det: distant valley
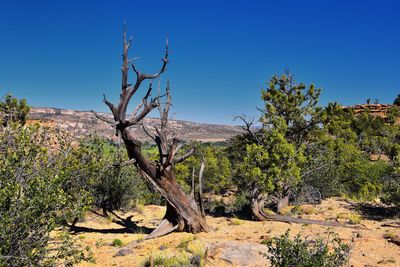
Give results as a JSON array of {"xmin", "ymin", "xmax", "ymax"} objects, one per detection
[{"xmin": 28, "ymin": 107, "xmax": 245, "ymax": 143}]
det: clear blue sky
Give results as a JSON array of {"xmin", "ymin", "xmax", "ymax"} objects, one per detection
[{"xmin": 0, "ymin": 0, "xmax": 399, "ymax": 124}]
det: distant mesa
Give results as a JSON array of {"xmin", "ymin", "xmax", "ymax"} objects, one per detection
[
  {"xmin": 28, "ymin": 107, "xmax": 245, "ymax": 142},
  {"xmin": 345, "ymin": 103, "xmax": 400, "ymax": 124}
]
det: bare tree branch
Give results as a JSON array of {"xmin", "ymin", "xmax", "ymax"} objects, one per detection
[
  {"xmin": 132, "ymin": 38, "xmax": 169, "ymax": 81},
  {"xmin": 173, "ymin": 147, "xmax": 195, "ymax": 165},
  {"xmin": 103, "ymin": 94, "xmax": 116, "ymax": 117},
  {"xmin": 162, "ymin": 81, "xmax": 172, "ymax": 128},
  {"xmin": 127, "ymin": 90, "xmax": 168, "ymax": 127},
  {"xmin": 113, "ymin": 158, "xmax": 136, "ymax": 168},
  {"xmin": 119, "ymin": 38, "xmax": 169, "ymax": 121},
  {"xmin": 141, "ymin": 123, "xmax": 156, "ymax": 142},
  {"xmin": 90, "ymin": 110, "xmax": 115, "ymax": 125},
  {"xmin": 129, "ymin": 81, "xmax": 153, "ymax": 122},
  {"xmin": 173, "ymin": 143, "xmax": 184, "ymax": 156},
  {"xmin": 234, "ymin": 114, "xmax": 261, "ymax": 144},
  {"xmin": 121, "ymin": 22, "xmax": 133, "ymax": 89},
  {"xmin": 104, "ymin": 25, "xmax": 170, "ymax": 125}
]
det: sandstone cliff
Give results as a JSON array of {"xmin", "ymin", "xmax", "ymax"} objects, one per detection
[
  {"xmin": 28, "ymin": 107, "xmax": 245, "ymax": 142},
  {"xmin": 349, "ymin": 104, "xmax": 400, "ymax": 124}
]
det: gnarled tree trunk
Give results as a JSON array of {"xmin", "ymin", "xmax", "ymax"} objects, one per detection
[
  {"xmin": 276, "ymin": 195, "xmax": 289, "ymax": 214},
  {"xmin": 251, "ymin": 187, "xmax": 269, "ymax": 221},
  {"xmin": 92, "ymin": 24, "xmax": 208, "ymax": 238},
  {"xmin": 250, "ymin": 186, "xmax": 360, "ymax": 228}
]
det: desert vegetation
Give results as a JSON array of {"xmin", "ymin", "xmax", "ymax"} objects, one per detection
[{"xmin": 1, "ymin": 27, "xmax": 400, "ymax": 267}]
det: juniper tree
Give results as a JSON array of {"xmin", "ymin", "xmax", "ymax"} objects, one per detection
[{"xmin": 234, "ymin": 72, "xmax": 322, "ymax": 215}]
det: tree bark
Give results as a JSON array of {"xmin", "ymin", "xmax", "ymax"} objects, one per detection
[
  {"xmin": 276, "ymin": 195, "xmax": 289, "ymax": 214},
  {"xmin": 121, "ymin": 129, "xmax": 208, "ymax": 238},
  {"xmin": 250, "ymin": 186, "xmax": 271, "ymax": 221}
]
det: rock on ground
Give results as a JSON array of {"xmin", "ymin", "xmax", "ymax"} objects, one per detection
[
  {"xmin": 206, "ymin": 241, "xmax": 269, "ymax": 266},
  {"xmin": 114, "ymin": 248, "xmax": 133, "ymax": 257}
]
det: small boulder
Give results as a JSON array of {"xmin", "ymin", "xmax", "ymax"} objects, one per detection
[
  {"xmin": 189, "ymin": 255, "xmax": 202, "ymax": 266},
  {"xmin": 206, "ymin": 240, "xmax": 268, "ymax": 266},
  {"xmin": 114, "ymin": 248, "xmax": 133, "ymax": 257}
]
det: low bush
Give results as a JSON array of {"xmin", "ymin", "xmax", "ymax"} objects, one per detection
[
  {"xmin": 144, "ymin": 252, "xmax": 190, "ymax": 267},
  {"xmin": 381, "ymin": 173, "xmax": 400, "ymax": 212},
  {"xmin": 264, "ymin": 230, "xmax": 350, "ymax": 267},
  {"xmin": 177, "ymin": 236, "xmax": 196, "ymax": 250},
  {"xmin": 291, "ymin": 205, "xmax": 316, "ymax": 215},
  {"xmin": 71, "ymin": 136, "xmax": 164, "ymax": 213},
  {"xmin": 111, "ymin": 239, "xmax": 123, "ymax": 247},
  {"xmin": 186, "ymin": 240, "xmax": 207, "ymax": 261},
  {"xmin": 230, "ymin": 218, "xmax": 244, "ymax": 225},
  {"xmin": 347, "ymin": 214, "xmax": 362, "ymax": 225}
]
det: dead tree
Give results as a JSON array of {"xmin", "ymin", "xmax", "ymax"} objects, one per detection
[{"xmin": 93, "ymin": 25, "xmax": 209, "ymax": 238}]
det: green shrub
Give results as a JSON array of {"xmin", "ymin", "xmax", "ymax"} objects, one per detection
[
  {"xmin": 304, "ymin": 103, "xmax": 398, "ymax": 201},
  {"xmin": 303, "ymin": 134, "xmax": 392, "ymax": 201},
  {"xmin": 92, "ymin": 153, "xmax": 147, "ymax": 212},
  {"xmin": 0, "ymin": 94, "xmax": 30, "ymax": 126},
  {"xmin": 174, "ymin": 143, "xmax": 233, "ymax": 194},
  {"xmin": 144, "ymin": 252, "xmax": 190, "ymax": 267},
  {"xmin": 186, "ymin": 239, "xmax": 207, "ymax": 263},
  {"xmin": 381, "ymin": 173, "xmax": 400, "ymax": 211},
  {"xmin": 347, "ymin": 214, "xmax": 362, "ymax": 224},
  {"xmin": 74, "ymin": 136, "xmax": 161, "ymax": 212},
  {"xmin": 0, "ymin": 125, "xmax": 93, "ymax": 266},
  {"xmin": 231, "ymin": 217, "xmax": 244, "ymax": 225},
  {"xmin": 264, "ymin": 230, "xmax": 350, "ymax": 267},
  {"xmin": 291, "ymin": 205, "xmax": 316, "ymax": 215},
  {"xmin": 95, "ymin": 238, "xmax": 106, "ymax": 248},
  {"xmin": 111, "ymin": 239, "xmax": 123, "ymax": 247},
  {"xmin": 177, "ymin": 236, "xmax": 196, "ymax": 250}
]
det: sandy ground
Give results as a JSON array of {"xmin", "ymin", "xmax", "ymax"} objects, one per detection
[{"xmin": 72, "ymin": 198, "xmax": 400, "ymax": 267}]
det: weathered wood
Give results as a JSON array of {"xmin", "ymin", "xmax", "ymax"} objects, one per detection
[
  {"xmin": 250, "ymin": 191, "xmax": 365, "ymax": 229},
  {"xmin": 276, "ymin": 196, "xmax": 289, "ymax": 214},
  {"xmin": 386, "ymin": 236, "xmax": 400, "ymax": 246},
  {"xmin": 198, "ymin": 161, "xmax": 206, "ymax": 218}
]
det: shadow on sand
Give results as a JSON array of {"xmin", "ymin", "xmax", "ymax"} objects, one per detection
[
  {"xmin": 69, "ymin": 210, "xmax": 154, "ymax": 235},
  {"xmin": 348, "ymin": 201, "xmax": 399, "ymax": 221}
]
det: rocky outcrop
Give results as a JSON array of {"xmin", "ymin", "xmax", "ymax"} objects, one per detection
[
  {"xmin": 348, "ymin": 104, "xmax": 399, "ymax": 124},
  {"xmin": 353, "ymin": 104, "xmax": 392, "ymax": 116},
  {"xmin": 206, "ymin": 240, "xmax": 269, "ymax": 266},
  {"xmin": 28, "ymin": 107, "xmax": 244, "ymax": 142}
]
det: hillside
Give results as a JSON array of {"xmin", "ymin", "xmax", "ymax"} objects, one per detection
[{"xmin": 28, "ymin": 107, "xmax": 245, "ymax": 142}]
